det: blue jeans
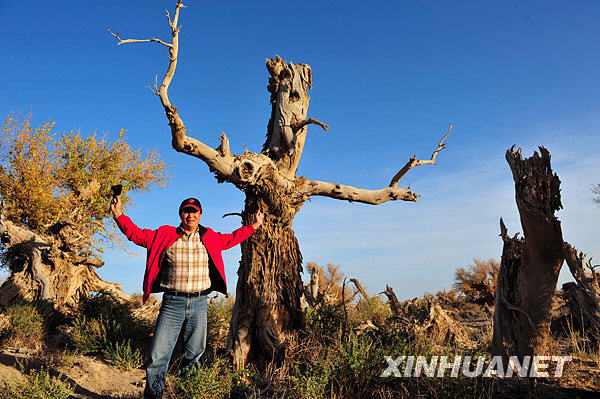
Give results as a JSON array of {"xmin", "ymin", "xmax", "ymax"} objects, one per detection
[{"xmin": 144, "ymin": 294, "xmax": 208, "ymax": 399}]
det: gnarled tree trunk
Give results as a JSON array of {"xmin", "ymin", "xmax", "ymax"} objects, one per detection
[
  {"xmin": 229, "ymin": 193, "xmax": 305, "ymax": 367},
  {"xmin": 111, "ymin": 1, "xmax": 450, "ymax": 368},
  {"xmin": 0, "ymin": 207, "xmax": 130, "ymax": 309},
  {"xmin": 492, "ymin": 147, "xmax": 564, "ymax": 360}
]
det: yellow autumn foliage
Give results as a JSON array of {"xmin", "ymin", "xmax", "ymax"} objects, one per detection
[{"xmin": 0, "ymin": 113, "xmax": 169, "ymax": 252}]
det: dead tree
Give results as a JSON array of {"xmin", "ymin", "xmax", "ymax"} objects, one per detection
[
  {"xmin": 492, "ymin": 147, "xmax": 565, "ymax": 359},
  {"xmin": 110, "ymin": 0, "xmax": 450, "ymax": 368},
  {"xmin": 300, "ymin": 264, "xmax": 320, "ymax": 309},
  {"xmin": 562, "ymin": 243, "xmax": 600, "ymax": 335}
]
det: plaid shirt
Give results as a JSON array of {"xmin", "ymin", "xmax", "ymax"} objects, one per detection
[{"xmin": 160, "ymin": 225, "xmax": 210, "ymax": 292}]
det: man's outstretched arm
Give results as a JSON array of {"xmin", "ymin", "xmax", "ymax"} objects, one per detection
[
  {"xmin": 110, "ymin": 195, "xmax": 151, "ymax": 248},
  {"xmin": 219, "ymin": 210, "xmax": 264, "ymax": 250}
]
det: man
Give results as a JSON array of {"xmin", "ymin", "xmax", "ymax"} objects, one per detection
[{"xmin": 110, "ymin": 196, "xmax": 263, "ymax": 399}]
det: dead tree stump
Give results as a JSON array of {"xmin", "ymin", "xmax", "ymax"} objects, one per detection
[{"xmin": 492, "ymin": 146, "xmax": 564, "ymax": 359}]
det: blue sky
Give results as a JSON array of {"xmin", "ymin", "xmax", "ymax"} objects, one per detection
[{"xmin": 1, "ymin": 0, "xmax": 599, "ymax": 299}]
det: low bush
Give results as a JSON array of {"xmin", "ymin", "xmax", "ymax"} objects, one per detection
[
  {"xmin": 205, "ymin": 296, "xmax": 234, "ymax": 360},
  {"xmin": 102, "ymin": 339, "xmax": 143, "ymax": 370},
  {"xmin": 0, "ymin": 303, "xmax": 46, "ymax": 350},
  {"xmin": 0, "ymin": 366, "xmax": 72, "ymax": 399},
  {"xmin": 168, "ymin": 358, "xmax": 249, "ymax": 399},
  {"xmin": 70, "ymin": 292, "xmax": 151, "ymax": 368}
]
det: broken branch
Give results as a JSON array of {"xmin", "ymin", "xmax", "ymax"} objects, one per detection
[{"xmin": 290, "ymin": 118, "xmax": 329, "ymax": 133}]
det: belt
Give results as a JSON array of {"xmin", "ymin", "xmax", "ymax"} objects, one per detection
[{"xmin": 163, "ymin": 289, "xmax": 210, "ymax": 298}]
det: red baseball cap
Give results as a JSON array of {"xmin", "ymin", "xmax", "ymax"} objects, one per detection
[{"xmin": 179, "ymin": 198, "xmax": 202, "ymax": 213}]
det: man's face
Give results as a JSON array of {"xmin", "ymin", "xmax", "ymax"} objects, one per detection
[{"xmin": 180, "ymin": 208, "xmax": 201, "ymax": 232}]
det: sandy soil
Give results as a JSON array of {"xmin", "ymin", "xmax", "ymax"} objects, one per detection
[{"xmin": 0, "ymin": 350, "xmax": 145, "ymax": 399}]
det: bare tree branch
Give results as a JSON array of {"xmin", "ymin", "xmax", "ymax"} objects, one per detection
[
  {"xmin": 349, "ymin": 278, "xmax": 370, "ymax": 301},
  {"xmin": 290, "ymin": 118, "xmax": 329, "ymax": 133},
  {"xmin": 389, "ymin": 123, "xmax": 452, "ymax": 187},
  {"xmin": 108, "ymin": 29, "xmax": 172, "ymax": 48},
  {"xmin": 380, "ymin": 285, "xmax": 401, "ymax": 317},
  {"xmin": 297, "ymin": 125, "xmax": 450, "ymax": 204},
  {"xmin": 299, "ymin": 178, "xmax": 419, "ymax": 204},
  {"xmin": 217, "ymin": 132, "xmax": 231, "ymax": 157},
  {"xmin": 109, "ymin": 1, "xmax": 236, "ymax": 180}
]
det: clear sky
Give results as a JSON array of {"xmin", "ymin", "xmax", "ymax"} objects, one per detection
[{"xmin": 1, "ymin": 0, "xmax": 599, "ymax": 299}]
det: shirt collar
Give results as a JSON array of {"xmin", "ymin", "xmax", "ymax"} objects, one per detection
[{"xmin": 177, "ymin": 224, "xmax": 199, "ymax": 237}]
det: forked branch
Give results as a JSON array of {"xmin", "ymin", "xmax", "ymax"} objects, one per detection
[
  {"xmin": 108, "ymin": 29, "xmax": 172, "ymax": 48},
  {"xmin": 389, "ymin": 123, "xmax": 452, "ymax": 187}
]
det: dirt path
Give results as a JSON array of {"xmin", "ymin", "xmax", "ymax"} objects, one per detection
[{"xmin": 0, "ymin": 350, "xmax": 145, "ymax": 399}]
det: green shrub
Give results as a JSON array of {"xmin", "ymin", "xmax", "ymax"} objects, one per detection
[
  {"xmin": 0, "ymin": 366, "xmax": 72, "ymax": 399},
  {"xmin": 102, "ymin": 339, "xmax": 142, "ymax": 370},
  {"xmin": 335, "ymin": 333, "xmax": 380, "ymax": 377},
  {"xmin": 350, "ymin": 296, "xmax": 392, "ymax": 327},
  {"xmin": 206, "ymin": 296, "xmax": 233, "ymax": 359},
  {"xmin": 0, "ymin": 304, "xmax": 45, "ymax": 349},
  {"xmin": 71, "ymin": 315, "xmax": 110, "ymax": 354},
  {"xmin": 40, "ymin": 349, "xmax": 76, "ymax": 369},
  {"xmin": 304, "ymin": 302, "xmax": 344, "ymax": 340},
  {"xmin": 170, "ymin": 358, "xmax": 248, "ymax": 399},
  {"xmin": 71, "ymin": 292, "xmax": 151, "ymax": 357},
  {"xmin": 289, "ymin": 358, "xmax": 331, "ymax": 399}
]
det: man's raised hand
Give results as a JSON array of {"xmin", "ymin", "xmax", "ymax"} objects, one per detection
[
  {"xmin": 252, "ymin": 210, "xmax": 264, "ymax": 230},
  {"xmin": 110, "ymin": 195, "xmax": 122, "ymax": 219}
]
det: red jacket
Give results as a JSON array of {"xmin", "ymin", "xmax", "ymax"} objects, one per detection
[{"xmin": 115, "ymin": 214, "xmax": 255, "ymax": 304}]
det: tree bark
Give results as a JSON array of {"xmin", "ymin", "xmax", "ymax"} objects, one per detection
[
  {"xmin": 492, "ymin": 147, "xmax": 564, "ymax": 360},
  {"xmin": 228, "ymin": 181, "xmax": 305, "ymax": 368}
]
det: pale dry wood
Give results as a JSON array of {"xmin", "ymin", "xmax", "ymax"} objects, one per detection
[
  {"xmin": 108, "ymin": 29, "xmax": 172, "ymax": 47},
  {"xmin": 381, "ymin": 285, "xmax": 401, "ymax": 317},
  {"xmin": 290, "ymin": 118, "xmax": 329, "ymax": 133},
  {"xmin": 0, "ymin": 209, "xmax": 52, "ymax": 300},
  {"xmin": 297, "ymin": 125, "xmax": 450, "ymax": 204},
  {"xmin": 0, "ymin": 203, "xmax": 131, "ymax": 307},
  {"xmin": 389, "ymin": 123, "xmax": 452, "ymax": 187},
  {"xmin": 262, "ymin": 56, "xmax": 315, "ymax": 178},
  {"xmin": 299, "ymin": 179, "xmax": 419, "ymax": 204}
]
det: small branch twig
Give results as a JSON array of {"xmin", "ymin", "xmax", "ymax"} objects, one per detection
[
  {"xmin": 389, "ymin": 123, "xmax": 452, "ymax": 187},
  {"xmin": 93, "ymin": 220, "xmax": 136, "ymax": 256},
  {"xmin": 147, "ymin": 75, "xmax": 160, "ymax": 95}
]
